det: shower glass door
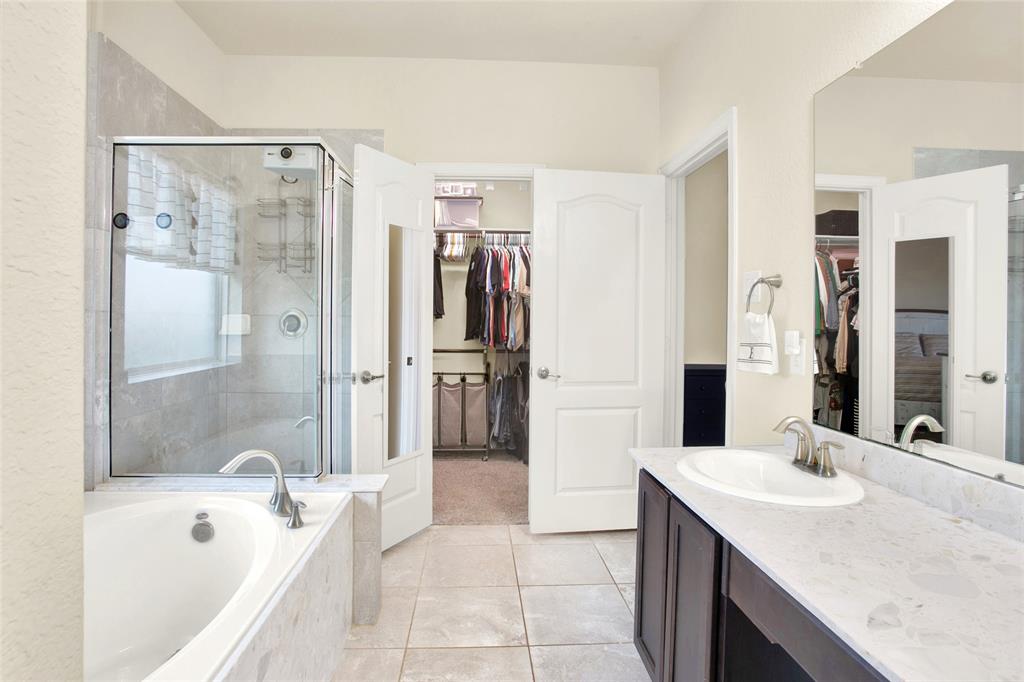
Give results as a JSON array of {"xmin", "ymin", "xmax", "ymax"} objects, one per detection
[{"xmin": 109, "ymin": 141, "xmax": 335, "ymax": 476}]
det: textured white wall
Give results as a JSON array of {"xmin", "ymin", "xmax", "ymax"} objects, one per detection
[
  {"xmin": 659, "ymin": 0, "xmax": 949, "ymax": 444},
  {"xmin": 1, "ymin": 1, "xmax": 87, "ymax": 678}
]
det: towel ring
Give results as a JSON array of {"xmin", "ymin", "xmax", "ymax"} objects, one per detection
[{"xmin": 746, "ymin": 275, "xmax": 783, "ymax": 316}]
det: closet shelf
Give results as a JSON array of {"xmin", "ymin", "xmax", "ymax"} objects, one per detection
[{"xmin": 815, "ymin": 234, "xmax": 859, "ymax": 241}]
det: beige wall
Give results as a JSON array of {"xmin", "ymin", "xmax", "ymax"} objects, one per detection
[
  {"xmin": 816, "ymin": 76, "xmax": 1024, "ymax": 182},
  {"xmin": 815, "ymin": 190, "xmax": 859, "ymax": 214},
  {"xmin": 684, "ymin": 153, "xmax": 728, "ymax": 364},
  {"xmin": 90, "ymin": 0, "xmax": 227, "ymax": 123},
  {"xmin": 93, "ymin": 0, "xmax": 660, "ymax": 173},
  {"xmin": 1, "ymin": 1, "xmax": 87, "ymax": 679},
  {"xmin": 219, "ymin": 55, "xmax": 659, "ymax": 172},
  {"xmin": 659, "ymin": 0, "xmax": 948, "ymax": 444}
]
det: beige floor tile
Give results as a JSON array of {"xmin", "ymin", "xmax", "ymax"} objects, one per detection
[
  {"xmin": 400, "ymin": 647, "xmax": 533, "ymax": 682},
  {"xmin": 421, "ymin": 543, "xmax": 517, "ymax": 587},
  {"xmin": 531, "ymin": 643, "xmax": 649, "ymax": 681},
  {"xmin": 429, "ymin": 524, "xmax": 511, "ymax": 546},
  {"xmin": 346, "ymin": 586, "xmax": 418, "ymax": 649},
  {"xmin": 587, "ymin": 529, "xmax": 636, "ymax": 543},
  {"xmin": 595, "ymin": 541, "xmax": 637, "ymax": 584},
  {"xmin": 408, "ymin": 586, "xmax": 527, "ymax": 648},
  {"xmin": 520, "ymin": 585, "xmax": 634, "ymax": 645},
  {"xmin": 617, "ymin": 583, "xmax": 636, "ymax": 614},
  {"xmin": 509, "ymin": 524, "xmax": 592, "ymax": 545},
  {"xmin": 334, "ymin": 649, "xmax": 405, "ymax": 681},
  {"xmin": 514, "ymin": 544, "xmax": 614, "ymax": 585},
  {"xmin": 382, "ymin": 542, "xmax": 427, "ymax": 587}
]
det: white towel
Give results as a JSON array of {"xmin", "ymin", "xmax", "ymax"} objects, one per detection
[{"xmin": 738, "ymin": 311, "xmax": 779, "ymax": 375}]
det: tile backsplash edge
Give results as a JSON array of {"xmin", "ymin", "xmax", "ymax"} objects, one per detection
[{"xmin": 805, "ymin": 426, "xmax": 1024, "ymax": 543}]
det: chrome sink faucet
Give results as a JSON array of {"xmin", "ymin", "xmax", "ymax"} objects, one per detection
[
  {"xmin": 772, "ymin": 416, "xmax": 843, "ymax": 478},
  {"xmin": 772, "ymin": 416, "xmax": 818, "ymax": 467},
  {"xmin": 219, "ymin": 449, "xmax": 294, "ymax": 517},
  {"xmin": 898, "ymin": 414, "xmax": 945, "ymax": 451}
]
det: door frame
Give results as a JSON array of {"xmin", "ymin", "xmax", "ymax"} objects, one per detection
[
  {"xmin": 814, "ymin": 173, "xmax": 886, "ymax": 439},
  {"xmin": 660, "ymin": 108, "xmax": 738, "ymax": 447}
]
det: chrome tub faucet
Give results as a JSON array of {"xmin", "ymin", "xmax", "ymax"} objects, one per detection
[{"xmin": 219, "ymin": 449, "xmax": 294, "ymax": 517}]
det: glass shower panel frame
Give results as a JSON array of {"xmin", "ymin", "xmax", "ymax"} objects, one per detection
[{"xmin": 108, "ymin": 138, "xmax": 341, "ymax": 478}]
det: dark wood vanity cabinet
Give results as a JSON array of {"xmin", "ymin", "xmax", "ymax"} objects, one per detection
[
  {"xmin": 634, "ymin": 470, "xmax": 883, "ymax": 682},
  {"xmin": 635, "ymin": 469, "xmax": 671, "ymax": 680}
]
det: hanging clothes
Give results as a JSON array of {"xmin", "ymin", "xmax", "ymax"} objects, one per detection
[
  {"xmin": 464, "ymin": 241, "xmax": 532, "ymax": 350},
  {"xmin": 433, "ymin": 251, "xmax": 445, "ymax": 319}
]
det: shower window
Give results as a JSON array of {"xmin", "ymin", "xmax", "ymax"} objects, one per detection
[{"xmin": 108, "ymin": 140, "xmax": 343, "ymax": 477}]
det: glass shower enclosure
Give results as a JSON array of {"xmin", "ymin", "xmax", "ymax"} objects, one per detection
[{"xmin": 108, "ymin": 138, "xmax": 347, "ymax": 476}]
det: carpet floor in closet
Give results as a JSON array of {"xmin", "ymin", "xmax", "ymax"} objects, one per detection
[{"xmin": 433, "ymin": 452, "xmax": 529, "ymax": 525}]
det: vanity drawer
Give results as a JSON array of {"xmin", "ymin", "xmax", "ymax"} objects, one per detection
[{"xmin": 723, "ymin": 548, "xmax": 884, "ymax": 682}]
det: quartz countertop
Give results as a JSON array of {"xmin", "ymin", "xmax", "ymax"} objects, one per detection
[
  {"xmin": 631, "ymin": 446, "xmax": 1024, "ymax": 682},
  {"xmin": 95, "ymin": 473, "xmax": 389, "ymax": 494}
]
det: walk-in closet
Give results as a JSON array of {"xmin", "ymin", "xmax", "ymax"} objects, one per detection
[
  {"xmin": 813, "ymin": 194, "xmax": 861, "ymax": 435},
  {"xmin": 431, "ymin": 178, "xmax": 532, "ymax": 524}
]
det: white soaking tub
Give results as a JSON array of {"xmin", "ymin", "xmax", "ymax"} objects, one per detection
[{"xmin": 84, "ymin": 491, "xmax": 351, "ymax": 681}]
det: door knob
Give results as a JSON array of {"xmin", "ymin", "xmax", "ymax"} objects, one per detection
[
  {"xmin": 965, "ymin": 371, "xmax": 998, "ymax": 384},
  {"xmin": 360, "ymin": 370, "xmax": 385, "ymax": 384},
  {"xmin": 537, "ymin": 366, "xmax": 561, "ymax": 380}
]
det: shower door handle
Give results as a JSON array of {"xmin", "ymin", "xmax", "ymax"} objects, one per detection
[{"xmin": 360, "ymin": 370, "xmax": 385, "ymax": 384}]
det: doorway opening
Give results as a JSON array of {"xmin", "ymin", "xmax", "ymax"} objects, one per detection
[
  {"xmin": 680, "ymin": 152, "xmax": 729, "ymax": 446},
  {"xmin": 430, "ymin": 178, "xmax": 533, "ymax": 524}
]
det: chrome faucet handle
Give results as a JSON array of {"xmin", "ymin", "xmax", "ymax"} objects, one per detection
[
  {"xmin": 286, "ymin": 500, "xmax": 307, "ymax": 529},
  {"xmin": 816, "ymin": 441, "xmax": 843, "ymax": 478}
]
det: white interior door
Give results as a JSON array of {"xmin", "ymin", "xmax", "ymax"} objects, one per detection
[
  {"xmin": 870, "ymin": 166, "xmax": 1007, "ymax": 457},
  {"xmin": 530, "ymin": 169, "xmax": 666, "ymax": 533},
  {"xmin": 351, "ymin": 144, "xmax": 434, "ymax": 549}
]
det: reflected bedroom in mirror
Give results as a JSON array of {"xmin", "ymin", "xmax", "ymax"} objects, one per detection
[{"xmin": 812, "ymin": 0, "xmax": 1023, "ymax": 486}]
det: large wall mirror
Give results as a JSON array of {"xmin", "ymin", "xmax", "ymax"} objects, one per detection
[{"xmin": 813, "ymin": 0, "xmax": 1023, "ymax": 487}]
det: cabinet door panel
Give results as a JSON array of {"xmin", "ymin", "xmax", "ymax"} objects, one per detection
[
  {"xmin": 635, "ymin": 470, "xmax": 670, "ymax": 680},
  {"xmin": 665, "ymin": 497, "xmax": 720, "ymax": 682}
]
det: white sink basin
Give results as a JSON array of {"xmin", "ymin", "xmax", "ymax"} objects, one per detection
[{"xmin": 676, "ymin": 448, "xmax": 864, "ymax": 507}]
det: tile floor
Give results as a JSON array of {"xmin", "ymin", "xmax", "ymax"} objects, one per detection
[{"xmin": 336, "ymin": 524, "xmax": 647, "ymax": 681}]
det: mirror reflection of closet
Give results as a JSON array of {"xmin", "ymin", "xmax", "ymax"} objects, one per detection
[
  {"xmin": 812, "ymin": 0, "xmax": 1024, "ymax": 486},
  {"xmin": 812, "ymin": 194, "xmax": 860, "ymax": 435}
]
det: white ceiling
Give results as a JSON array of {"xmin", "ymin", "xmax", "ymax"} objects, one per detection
[
  {"xmin": 176, "ymin": 0, "xmax": 706, "ymax": 65},
  {"xmin": 853, "ymin": 1, "xmax": 1024, "ymax": 83}
]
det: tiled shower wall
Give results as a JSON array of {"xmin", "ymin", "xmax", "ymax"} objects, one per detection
[{"xmin": 85, "ymin": 32, "xmax": 382, "ymax": 488}]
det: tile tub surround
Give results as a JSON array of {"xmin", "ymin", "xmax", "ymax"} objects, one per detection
[
  {"xmin": 631, "ymin": 446, "xmax": 1024, "ymax": 682},
  {"xmin": 219, "ymin": 494, "xmax": 353, "ymax": 681},
  {"xmin": 335, "ymin": 524, "xmax": 648, "ymax": 682},
  {"xmin": 98, "ymin": 475, "xmax": 386, "ymax": 625},
  {"xmin": 803, "ymin": 425, "xmax": 1024, "ymax": 543}
]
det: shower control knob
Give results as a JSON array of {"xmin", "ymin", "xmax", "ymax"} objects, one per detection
[{"xmin": 280, "ymin": 146, "xmax": 293, "ymax": 159}]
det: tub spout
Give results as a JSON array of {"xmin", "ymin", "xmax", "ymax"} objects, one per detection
[{"xmin": 219, "ymin": 449, "xmax": 293, "ymax": 517}]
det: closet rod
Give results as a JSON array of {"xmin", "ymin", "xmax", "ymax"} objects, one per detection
[
  {"xmin": 433, "ymin": 228, "xmax": 531, "ymax": 235},
  {"xmin": 434, "ymin": 348, "xmax": 489, "ymax": 354}
]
